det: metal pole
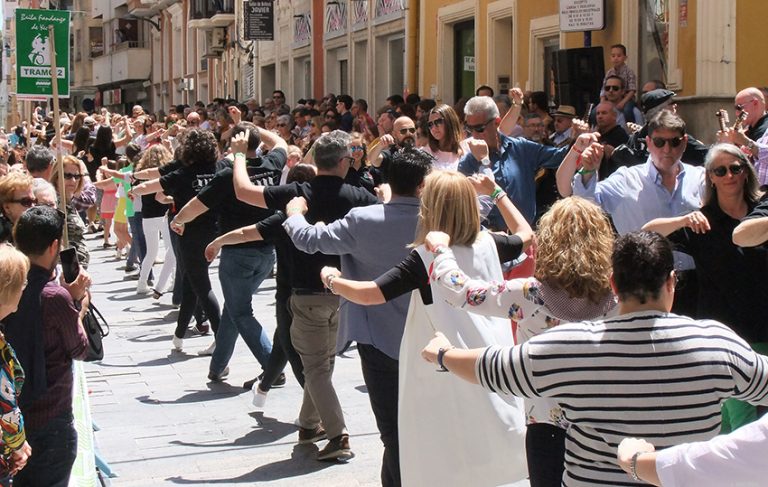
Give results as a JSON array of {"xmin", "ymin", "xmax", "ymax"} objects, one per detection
[{"xmin": 48, "ymin": 24, "xmax": 69, "ymax": 249}]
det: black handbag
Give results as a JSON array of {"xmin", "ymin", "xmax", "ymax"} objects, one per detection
[{"xmin": 83, "ymin": 302, "xmax": 109, "ymax": 362}]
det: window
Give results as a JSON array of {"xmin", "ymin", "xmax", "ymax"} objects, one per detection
[
  {"xmin": 339, "ymin": 59, "xmax": 348, "ymax": 96},
  {"xmin": 638, "ymin": 0, "xmax": 669, "ymax": 86},
  {"xmin": 89, "ymin": 26, "xmax": 104, "ymax": 58}
]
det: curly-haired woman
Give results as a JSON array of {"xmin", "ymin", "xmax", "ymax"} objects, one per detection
[
  {"xmin": 424, "ymin": 196, "xmax": 618, "ymax": 487},
  {"xmin": 131, "ymin": 129, "xmax": 221, "ymax": 352}
]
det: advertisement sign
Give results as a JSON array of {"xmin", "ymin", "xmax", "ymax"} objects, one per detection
[
  {"xmin": 244, "ymin": 0, "xmax": 275, "ymax": 41},
  {"xmin": 15, "ymin": 8, "xmax": 70, "ymax": 98}
]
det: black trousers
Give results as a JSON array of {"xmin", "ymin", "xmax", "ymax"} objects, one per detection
[
  {"xmin": 172, "ymin": 229, "xmax": 221, "ymax": 339},
  {"xmin": 260, "ymin": 282, "xmax": 305, "ymax": 390},
  {"xmin": 526, "ymin": 423, "xmax": 567, "ymax": 487},
  {"xmin": 358, "ymin": 343, "xmax": 401, "ymax": 487}
]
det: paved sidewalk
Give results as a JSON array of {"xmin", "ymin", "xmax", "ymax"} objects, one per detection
[{"xmin": 83, "ymin": 234, "xmax": 384, "ymax": 486}]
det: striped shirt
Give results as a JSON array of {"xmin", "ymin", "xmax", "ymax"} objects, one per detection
[{"xmin": 475, "ymin": 311, "xmax": 768, "ymax": 487}]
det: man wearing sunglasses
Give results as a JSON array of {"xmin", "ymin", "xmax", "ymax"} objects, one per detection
[
  {"xmin": 560, "ymin": 110, "xmax": 704, "ymax": 316},
  {"xmin": 369, "ymin": 116, "xmax": 417, "ymax": 184},
  {"xmin": 734, "ymin": 87, "xmax": 768, "ymax": 141},
  {"xmin": 458, "ymin": 96, "xmax": 568, "ymax": 226}
]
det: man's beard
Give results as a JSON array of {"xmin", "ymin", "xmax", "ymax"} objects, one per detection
[{"xmin": 398, "ymin": 137, "xmax": 415, "ymax": 148}]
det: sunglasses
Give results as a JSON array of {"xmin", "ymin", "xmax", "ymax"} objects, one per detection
[
  {"xmin": 464, "ymin": 119, "xmax": 495, "ymax": 133},
  {"xmin": 63, "ymin": 173, "xmax": 83, "ymax": 180},
  {"xmin": 604, "ymin": 85, "xmax": 622, "ymax": 92},
  {"xmin": 399, "ymin": 127, "xmax": 417, "ymax": 135},
  {"xmin": 710, "ymin": 163, "xmax": 745, "ymax": 177},
  {"xmin": 10, "ymin": 197, "xmax": 36, "ymax": 207},
  {"xmin": 350, "ymin": 145, "xmax": 364, "ymax": 152},
  {"xmin": 427, "ymin": 118, "xmax": 445, "ymax": 129},
  {"xmin": 651, "ymin": 136, "xmax": 684, "ymax": 148}
]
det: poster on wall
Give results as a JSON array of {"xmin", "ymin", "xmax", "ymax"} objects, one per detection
[{"xmin": 559, "ymin": 0, "xmax": 605, "ymax": 32}]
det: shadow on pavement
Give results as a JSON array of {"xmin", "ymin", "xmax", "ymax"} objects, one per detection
[
  {"xmin": 136, "ymin": 383, "xmax": 245, "ymax": 405},
  {"xmin": 168, "ymin": 412, "xmax": 296, "ymax": 448},
  {"xmin": 165, "ymin": 444, "xmax": 339, "ymax": 484}
]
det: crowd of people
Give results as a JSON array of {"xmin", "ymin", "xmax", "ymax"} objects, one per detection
[{"xmin": 0, "ymin": 41, "xmax": 767, "ymax": 486}]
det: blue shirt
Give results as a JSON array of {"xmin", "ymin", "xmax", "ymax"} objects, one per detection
[
  {"xmin": 574, "ymin": 158, "xmax": 705, "ymax": 269},
  {"xmin": 458, "ymin": 132, "xmax": 568, "ymax": 226},
  {"xmin": 282, "ymin": 196, "xmax": 420, "ymax": 360}
]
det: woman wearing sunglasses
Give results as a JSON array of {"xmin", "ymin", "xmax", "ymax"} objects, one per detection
[
  {"xmin": 0, "ymin": 172, "xmax": 35, "ymax": 244},
  {"xmin": 49, "ymin": 156, "xmax": 92, "ymax": 267},
  {"xmin": 343, "ymin": 132, "xmax": 375, "ymax": 194},
  {"xmin": 421, "ymin": 104, "xmax": 465, "ymax": 171},
  {"xmin": 643, "ymin": 143, "xmax": 768, "ymax": 434}
]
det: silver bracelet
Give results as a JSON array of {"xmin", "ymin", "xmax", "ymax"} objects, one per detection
[
  {"xmin": 326, "ymin": 274, "xmax": 337, "ymax": 294},
  {"xmin": 629, "ymin": 451, "xmax": 643, "ymax": 481}
]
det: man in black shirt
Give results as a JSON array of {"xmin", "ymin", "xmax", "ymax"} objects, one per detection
[
  {"xmin": 595, "ymin": 101, "xmax": 629, "ymax": 179},
  {"xmin": 172, "ymin": 123, "xmax": 285, "ymax": 382},
  {"xmin": 232, "ymin": 130, "xmax": 378, "ymax": 462}
]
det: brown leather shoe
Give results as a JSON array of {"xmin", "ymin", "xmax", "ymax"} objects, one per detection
[
  {"xmin": 317, "ymin": 434, "xmax": 354, "ymax": 461},
  {"xmin": 297, "ymin": 425, "xmax": 327, "ymax": 445}
]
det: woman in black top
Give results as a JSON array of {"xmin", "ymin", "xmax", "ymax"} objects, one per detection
[
  {"xmin": 132, "ymin": 130, "xmax": 221, "ymax": 352},
  {"xmin": 344, "ymin": 132, "xmax": 375, "ymax": 194},
  {"xmin": 643, "ymin": 143, "xmax": 768, "ymax": 433}
]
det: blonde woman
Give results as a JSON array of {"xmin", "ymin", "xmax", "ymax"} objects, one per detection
[
  {"xmin": 134, "ymin": 145, "xmax": 173, "ymax": 294},
  {"xmin": 0, "ymin": 244, "xmax": 32, "ymax": 478},
  {"xmin": 49, "ymin": 156, "xmax": 91, "ymax": 267},
  {"xmin": 425, "ymin": 196, "xmax": 618, "ymax": 487},
  {"xmin": 320, "ymin": 171, "xmax": 533, "ymax": 487},
  {"xmin": 0, "ymin": 172, "xmax": 35, "ymax": 244}
]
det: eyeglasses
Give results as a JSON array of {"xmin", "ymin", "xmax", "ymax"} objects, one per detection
[
  {"xmin": 9, "ymin": 197, "xmax": 36, "ymax": 207},
  {"xmin": 398, "ymin": 127, "xmax": 417, "ymax": 135},
  {"xmin": 341, "ymin": 156, "xmax": 355, "ymax": 165},
  {"xmin": 427, "ymin": 118, "xmax": 445, "ymax": 129},
  {"xmin": 604, "ymin": 85, "xmax": 622, "ymax": 92},
  {"xmin": 710, "ymin": 163, "xmax": 745, "ymax": 177},
  {"xmin": 464, "ymin": 119, "xmax": 495, "ymax": 134},
  {"xmin": 350, "ymin": 145, "xmax": 364, "ymax": 152},
  {"xmin": 63, "ymin": 173, "xmax": 83, "ymax": 180},
  {"xmin": 735, "ymin": 99, "xmax": 757, "ymax": 112},
  {"xmin": 651, "ymin": 136, "xmax": 684, "ymax": 148}
]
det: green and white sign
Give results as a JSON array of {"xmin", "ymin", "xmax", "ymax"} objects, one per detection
[{"xmin": 15, "ymin": 8, "xmax": 70, "ymax": 98}]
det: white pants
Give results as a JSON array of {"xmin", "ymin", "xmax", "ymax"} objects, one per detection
[{"xmin": 139, "ymin": 215, "xmax": 175, "ymax": 291}]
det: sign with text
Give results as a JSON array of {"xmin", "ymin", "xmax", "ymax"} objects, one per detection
[
  {"xmin": 15, "ymin": 8, "xmax": 70, "ymax": 97},
  {"xmin": 559, "ymin": 0, "xmax": 604, "ymax": 32},
  {"xmin": 243, "ymin": 0, "xmax": 274, "ymax": 41}
]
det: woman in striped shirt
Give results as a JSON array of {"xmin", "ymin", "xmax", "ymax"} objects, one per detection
[{"xmin": 422, "ymin": 231, "xmax": 768, "ymax": 486}]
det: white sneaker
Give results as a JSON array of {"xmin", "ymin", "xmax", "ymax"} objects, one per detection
[
  {"xmin": 136, "ymin": 283, "xmax": 152, "ymax": 294},
  {"xmin": 252, "ymin": 383, "xmax": 268, "ymax": 409},
  {"xmin": 197, "ymin": 341, "xmax": 216, "ymax": 356},
  {"xmin": 172, "ymin": 336, "xmax": 183, "ymax": 351}
]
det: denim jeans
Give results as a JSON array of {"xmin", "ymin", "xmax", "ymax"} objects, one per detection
[
  {"xmin": 13, "ymin": 412, "xmax": 78, "ymax": 487},
  {"xmin": 209, "ymin": 245, "xmax": 275, "ymax": 375},
  {"xmin": 127, "ymin": 212, "xmax": 147, "ymax": 268},
  {"xmin": 358, "ymin": 343, "xmax": 401, "ymax": 487}
]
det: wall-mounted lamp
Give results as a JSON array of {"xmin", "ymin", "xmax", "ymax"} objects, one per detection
[{"xmin": 123, "ymin": 14, "xmax": 161, "ymax": 32}]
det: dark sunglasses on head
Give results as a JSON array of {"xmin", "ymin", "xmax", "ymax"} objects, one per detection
[
  {"xmin": 710, "ymin": 163, "xmax": 745, "ymax": 177},
  {"xmin": 10, "ymin": 197, "xmax": 37, "ymax": 207},
  {"xmin": 427, "ymin": 118, "xmax": 445, "ymax": 129},
  {"xmin": 604, "ymin": 85, "xmax": 622, "ymax": 92},
  {"xmin": 464, "ymin": 119, "xmax": 494, "ymax": 134},
  {"xmin": 651, "ymin": 136, "xmax": 684, "ymax": 148},
  {"xmin": 63, "ymin": 173, "xmax": 83, "ymax": 180},
  {"xmin": 399, "ymin": 127, "xmax": 417, "ymax": 135}
]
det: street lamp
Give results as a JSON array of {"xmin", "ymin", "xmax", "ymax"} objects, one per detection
[{"xmin": 123, "ymin": 14, "xmax": 161, "ymax": 32}]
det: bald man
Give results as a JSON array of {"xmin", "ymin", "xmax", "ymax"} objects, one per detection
[
  {"xmin": 369, "ymin": 116, "xmax": 417, "ymax": 184},
  {"xmin": 735, "ymin": 87, "xmax": 768, "ymax": 140}
]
